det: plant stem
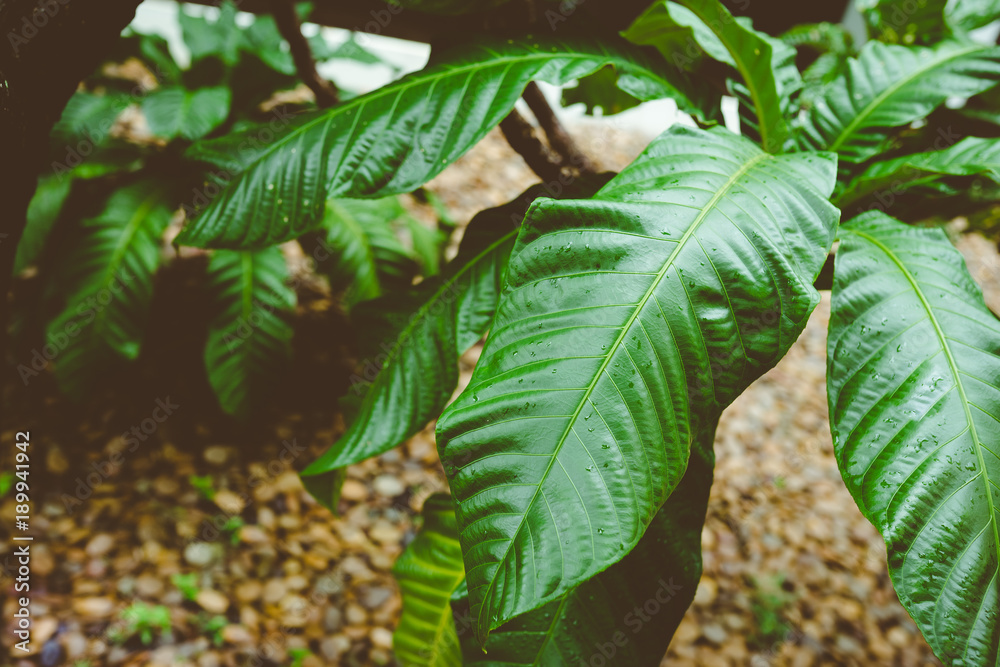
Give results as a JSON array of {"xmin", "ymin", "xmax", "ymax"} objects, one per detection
[
  {"xmin": 499, "ymin": 109, "xmax": 565, "ymax": 184},
  {"xmin": 268, "ymin": 0, "xmax": 340, "ymax": 108},
  {"xmin": 522, "ymin": 82, "xmax": 594, "ymax": 173}
]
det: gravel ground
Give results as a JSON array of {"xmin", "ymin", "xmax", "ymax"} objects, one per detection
[{"xmin": 2, "ymin": 123, "xmax": 997, "ymax": 666}]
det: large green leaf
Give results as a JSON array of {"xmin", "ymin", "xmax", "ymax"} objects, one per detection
[
  {"xmin": 669, "ymin": 0, "xmax": 799, "ymax": 152},
  {"xmin": 436, "ymin": 125, "xmax": 839, "ymax": 641},
  {"xmin": 175, "ymin": 38, "xmax": 702, "ymax": 249},
  {"xmin": 623, "ymin": 0, "xmax": 800, "ymax": 149},
  {"xmin": 393, "ymin": 494, "xmax": 466, "ymax": 667},
  {"xmin": 204, "ymin": 248, "xmax": 296, "ymax": 420},
  {"xmin": 837, "ymin": 136, "xmax": 1000, "ymax": 210},
  {"xmin": 455, "ymin": 419, "xmax": 716, "ymax": 665},
  {"xmin": 142, "ymin": 86, "xmax": 231, "ymax": 141},
  {"xmin": 795, "ymin": 40, "xmax": 1000, "ymax": 163},
  {"xmin": 299, "ymin": 191, "xmax": 531, "ymax": 508},
  {"xmin": 828, "ymin": 212, "xmax": 1000, "ymax": 665},
  {"xmin": 46, "ymin": 181, "xmax": 173, "ymax": 398}
]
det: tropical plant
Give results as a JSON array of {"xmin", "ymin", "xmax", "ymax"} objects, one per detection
[{"xmin": 12, "ymin": 0, "xmax": 1000, "ymax": 664}]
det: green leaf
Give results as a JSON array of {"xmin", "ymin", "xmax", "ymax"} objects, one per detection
[
  {"xmin": 116, "ymin": 31, "xmax": 183, "ymax": 85},
  {"xmin": 175, "ymin": 38, "xmax": 703, "ymax": 249},
  {"xmin": 456, "ymin": 419, "xmax": 716, "ymax": 665},
  {"xmin": 300, "ymin": 191, "xmax": 529, "ymax": 508},
  {"xmin": 393, "ymin": 494, "xmax": 466, "ymax": 667},
  {"xmin": 322, "ymin": 33, "xmax": 384, "ymax": 65},
  {"xmin": 436, "ymin": 125, "xmax": 839, "ymax": 641},
  {"xmin": 837, "ymin": 136, "xmax": 1000, "ymax": 210},
  {"xmin": 670, "ymin": 0, "xmax": 799, "ymax": 151},
  {"xmin": 204, "ymin": 248, "xmax": 296, "ymax": 419},
  {"xmin": 562, "ymin": 65, "xmax": 643, "ymax": 116},
  {"xmin": 857, "ymin": 0, "xmax": 950, "ymax": 43},
  {"xmin": 142, "ymin": 86, "xmax": 231, "ymax": 141},
  {"xmin": 319, "ymin": 197, "xmax": 420, "ymax": 309},
  {"xmin": 15, "ymin": 175, "xmax": 72, "ymax": 273},
  {"xmin": 46, "ymin": 181, "xmax": 173, "ymax": 398},
  {"xmin": 795, "ymin": 40, "xmax": 1000, "ymax": 163},
  {"xmin": 179, "ymin": 1, "xmax": 241, "ymax": 67},
  {"xmin": 947, "ymin": 0, "xmax": 1000, "ymax": 33},
  {"xmin": 828, "ymin": 211, "xmax": 1000, "ymax": 665},
  {"xmin": 51, "ymin": 91, "xmax": 127, "ymax": 148},
  {"xmin": 780, "ymin": 22, "xmax": 854, "ymax": 56}
]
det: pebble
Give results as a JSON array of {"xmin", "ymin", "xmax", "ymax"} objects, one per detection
[
  {"xmin": 85, "ymin": 533, "xmax": 115, "ymax": 558},
  {"xmin": 345, "ymin": 602, "xmax": 368, "ymax": 625},
  {"xmin": 369, "ymin": 520, "xmax": 402, "ymax": 545},
  {"xmin": 321, "ymin": 635, "xmax": 350, "ymax": 661},
  {"xmin": 196, "ymin": 589, "xmax": 230, "ymax": 614},
  {"xmin": 221, "ymin": 624, "xmax": 253, "ymax": 644},
  {"xmin": 135, "ymin": 574, "xmax": 165, "ymax": 598},
  {"xmin": 340, "ymin": 479, "xmax": 368, "ymax": 502},
  {"xmin": 279, "ymin": 595, "xmax": 311, "ymax": 626},
  {"xmin": 361, "ymin": 586, "xmax": 393, "ymax": 610},
  {"xmin": 323, "ymin": 606, "xmax": 343, "ymax": 632},
  {"xmin": 263, "ymin": 579, "xmax": 287, "ymax": 604},
  {"xmin": 213, "ymin": 489, "xmax": 245, "ymax": 514},
  {"xmin": 702, "ymin": 623, "xmax": 728, "ymax": 646},
  {"xmin": 370, "ymin": 627, "xmax": 393, "ymax": 650},
  {"xmin": 72, "ymin": 597, "xmax": 114, "ymax": 619},
  {"xmin": 184, "ymin": 542, "xmax": 218, "ymax": 567},
  {"xmin": 235, "ymin": 580, "xmax": 262, "ymax": 603},
  {"xmin": 203, "ymin": 445, "xmax": 232, "ymax": 465},
  {"xmin": 372, "ymin": 474, "xmax": 405, "ymax": 497},
  {"xmin": 693, "ymin": 577, "xmax": 718, "ymax": 606}
]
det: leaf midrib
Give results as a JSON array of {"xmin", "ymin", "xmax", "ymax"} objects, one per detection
[
  {"xmin": 843, "ymin": 227, "xmax": 1000, "ymax": 570},
  {"xmin": 675, "ymin": 0, "xmax": 777, "ymax": 151},
  {"xmin": 193, "ymin": 44, "xmax": 660, "ymax": 185},
  {"xmin": 88, "ymin": 188, "xmax": 164, "ymax": 343},
  {"xmin": 476, "ymin": 150, "xmax": 769, "ymax": 636},
  {"xmin": 828, "ymin": 43, "xmax": 986, "ymax": 152}
]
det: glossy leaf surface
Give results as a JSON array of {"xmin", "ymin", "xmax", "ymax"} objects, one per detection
[
  {"xmin": 300, "ymin": 191, "xmax": 532, "ymax": 507},
  {"xmin": 828, "ymin": 212, "xmax": 1000, "ymax": 665},
  {"xmin": 837, "ymin": 136, "xmax": 1000, "ymax": 210},
  {"xmin": 142, "ymin": 86, "xmax": 231, "ymax": 141},
  {"xmin": 671, "ymin": 0, "xmax": 799, "ymax": 151},
  {"xmin": 393, "ymin": 494, "xmax": 466, "ymax": 667},
  {"xmin": 46, "ymin": 181, "xmax": 173, "ymax": 398},
  {"xmin": 319, "ymin": 197, "xmax": 420, "ymax": 309},
  {"xmin": 175, "ymin": 38, "xmax": 696, "ymax": 249},
  {"xmin": 15, "ymin": 175, "xmax": 72, "ymax": 274},
  {"xmin": 796, "ymin": 40, "xmax": 1000, "ymax": 163},
  {"xmin": 204, "ymin": 248, "xmax": 296, "ymax": 419},
  {"xmin": 456, "ymin": 420, "xmax": 717, "ymax": 666},
  {"xmin": 437, "ymin": 125, "xmax": 839, "ymax": 640}
]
